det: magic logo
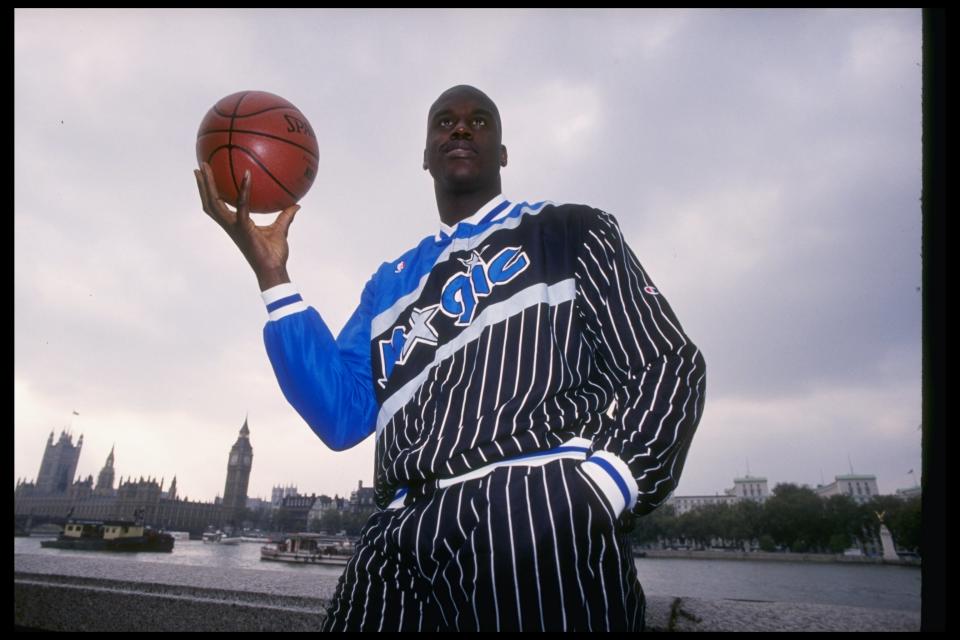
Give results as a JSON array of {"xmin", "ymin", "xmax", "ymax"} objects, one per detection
[{"xmin": 377, "ymin": 246, "xmax": 530, "ymax": 388}]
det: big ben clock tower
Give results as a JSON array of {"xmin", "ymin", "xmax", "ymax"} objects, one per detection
[{"xmin": 221, "ymin": 417, "xmax": 253, "ymax": 531}]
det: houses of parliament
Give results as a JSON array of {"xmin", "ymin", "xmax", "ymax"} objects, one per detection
[{"xmin": 14, "ymin": 418, "xmax": 254, "ymax": 535}]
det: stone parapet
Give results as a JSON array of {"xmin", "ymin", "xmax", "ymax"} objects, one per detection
[{"xmin": 14, "ymin": 554, "xmax": 920, "ymax": 631}]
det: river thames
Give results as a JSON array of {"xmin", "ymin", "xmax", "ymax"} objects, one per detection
[{"xmin": 14, "ymin": 536, "xmax": 920, "ymax": 614}]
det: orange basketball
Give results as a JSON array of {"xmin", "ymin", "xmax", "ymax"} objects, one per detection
[{"xmin": 196, "ymin": 90, "xmax": 319, "ymax": 213}]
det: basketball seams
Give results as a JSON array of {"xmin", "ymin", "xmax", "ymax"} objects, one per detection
[
  {"xmin": 196, "ymin": 129, "xmax": 319, "ymax": 161},
  {"xmin": 213, "ymin": 104, "xmax": 297, "ymax": 119},
  {"xmin": 227, "ymin": 91, "xmax": 251, "ymax": 197},
  {"xmin": 232, "ymin": 146, "xmax": 299, "ymax": 203},
  {"xmin": 202, "ymin": 144, "xmax": 231, "ymax": 165},
  {"xmin": 198, "ymin": 90, "xmax": 315, "ymax": 213},
  {"xmin": 202, "ymin": 143, "xmax": 295, "ymax": 212}
]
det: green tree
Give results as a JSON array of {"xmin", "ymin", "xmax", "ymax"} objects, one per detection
[
  {"xmin": 679, "ymin": 504, "xmax": 716, "ymax": 549},
  {"xmin": 860, "ymin": 495, "xmax": 921, "ymax": 555},
  {"xmin": 758, "ymin": 534, "xmax": 776, "ymax": 552},
  {"xmin": 893, "ymin": 496, "xmax": 922, "ymax": 553},
  {"xmin": 630, "ymin": 503, "xmax": 676, "ymax": 547},
  {"xmin": 760, "ymin": 484, "xmax": 826, "ymax": 552},
  {"xmin": 730, "ymin": 499, "xmax": 764, "ymax": 550},
  {"xmin": 319, "ymin": 508, "xmax": 342, "ymax": 534},
  {"xmin": 823, "ymin": 495, "xmax": 861, "ymax": 552}
]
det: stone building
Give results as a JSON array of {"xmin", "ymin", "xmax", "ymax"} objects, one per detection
[
  {"xmin": 221, "ymin": 418, "xmax": 254, "ymax": 530},
  {"xmin": 35, "ymin": 430, "xmax": 83, "ymax": 495},
  {"xmin": 15, "ymin": 418, "xmax": 253, "ymax": 536}
]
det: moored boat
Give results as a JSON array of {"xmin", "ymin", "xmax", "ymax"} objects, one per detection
[
  {"xmin": 202, "ymin": 530, "xmax": 242, "ymax": 544},
  {"xmin": 40, "ymin": 517, "xmax": 174, "ymax": 553},
  {"xmin": 260, "ymin": 533, "xmax": 353, "ymax": 566}
]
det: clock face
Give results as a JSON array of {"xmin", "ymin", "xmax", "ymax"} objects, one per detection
[
  {"xmin": 243, "ymin": 455, "xmax": 251, "ymax": 465},
  {"xmin": 230, "ymin": 453, "xmax": 239, "ymax": 465}
]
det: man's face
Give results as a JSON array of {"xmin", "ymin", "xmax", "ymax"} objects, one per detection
[{"xmin": 423, "ymin": 87, "xmax": 507, "ymax": 193}]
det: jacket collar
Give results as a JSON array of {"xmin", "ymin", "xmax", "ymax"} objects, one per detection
[{"xmin": 436, "ymin": 194, "xmax": 510, "ymax": 242}]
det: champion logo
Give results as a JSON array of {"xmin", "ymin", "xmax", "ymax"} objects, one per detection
[
  {"xmin": 395, "ymin": 261, "xmax": 405, "ymax": 274},
  {"xmin": 644, "ymin": 286, "xmax": 660, "ymax": 295}
]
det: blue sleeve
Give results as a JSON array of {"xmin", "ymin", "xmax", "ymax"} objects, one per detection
[{"xmin": 261, "ymin": 280, "xmax": 379, "ymax": 451}]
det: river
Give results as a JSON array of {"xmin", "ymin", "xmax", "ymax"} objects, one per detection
[{"xmin": 14, "ymin": 536, "xmax": 920, "ymax": 613}]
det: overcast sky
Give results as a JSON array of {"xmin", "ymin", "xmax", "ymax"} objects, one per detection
[{"xmin": 14, "ymin": 9, "xmax": 923, "ymax": 505}]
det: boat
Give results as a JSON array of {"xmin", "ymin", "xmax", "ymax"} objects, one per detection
[
  {"xmin": 202, "ymin": 530, "xmax": 241, "ymax": 544},
  {"xmin": 40, "ymin": 516, "xmax": 174, "ymax": 553},
  {"xmin": 260, "ymin": 533, "xmax": 353, "ymax": 566}
]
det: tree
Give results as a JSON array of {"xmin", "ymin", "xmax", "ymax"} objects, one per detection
[
  {"xmin": 822, "ymin": 495, "xmax": 861, "ymax": 552},
  {"xmin": 760, "ymin": 484, "xmax": 827, "ymax": 552},
  {"xmin": 730, "ymin": 499, "xmax": 764, "ymax": 550},
  {"xmin": 630, "ymin": 503, "xmax": 676, "ymax": 547},
  {"xmin": 319, "ymin": 508, "xmax": 342, "ymax": 534},
  {"xmin": 860, "ymin": 495, "xmax": 921, "ymax": 555},
  {"xmin": 893, "ymin": 496, "xmax": 922, "ymax": 553}
]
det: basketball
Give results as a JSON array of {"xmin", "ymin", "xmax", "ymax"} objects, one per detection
[{"xmin": 196, "ymin": 90, "xmax": 319, "ymax": 213}]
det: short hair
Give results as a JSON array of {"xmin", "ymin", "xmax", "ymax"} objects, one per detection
[{"xmin": 428, "ymin": 85, "xmax": 502, "ymax": 134}]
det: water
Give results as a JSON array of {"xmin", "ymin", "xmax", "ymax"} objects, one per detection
[
  {"xmin": 634, "ymin": 557, "xmax": 920, "ymax": 613},
  {"xmin": 14, "ymin": 536, "xmax": 345, "ymax": 579},
  {"xmin": 15, "ymin": 537, "xmax": 920, "ymax": 613}
]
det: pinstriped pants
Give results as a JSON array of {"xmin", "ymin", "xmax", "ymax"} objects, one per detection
[{"xmin": 320, "ymin": 458, "xmax": 646, "ymax": 631}]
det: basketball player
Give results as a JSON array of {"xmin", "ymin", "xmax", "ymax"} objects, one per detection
[{"xmin": 195, "ymin": 85, "xmax": 706, "ymax": 631}]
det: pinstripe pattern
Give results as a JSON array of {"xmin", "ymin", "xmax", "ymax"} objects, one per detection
[
  {"xmin": 265, "ymin": 201, "xmax": 704, "ymax": 631},
  {"xmin": 574, "ymin": 211, "xmax": 707, "ymax": 515},
  {"xmin": 372, "ymin": 205, "xmax": 706, "ymax": 518},
  {"xmin": 321, "ymin": 458, "xmax": 645, "ymax": 631}
]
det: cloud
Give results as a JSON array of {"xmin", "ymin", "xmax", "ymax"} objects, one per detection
[
  {"xmin": 844, "ymin": 15, "xmax": 922, "ymax": 85},
  {"xmin": 14, "ymin": 9, "xmax": 923, "ymax": 507},
  {"xmin": 678, "ymin": 370, "xmax": 921, "ymax": 496}
]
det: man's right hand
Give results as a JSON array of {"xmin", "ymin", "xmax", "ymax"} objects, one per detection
[{"xmin": 194, "ymin": 161, "xmax": 300, "ymax": 291}]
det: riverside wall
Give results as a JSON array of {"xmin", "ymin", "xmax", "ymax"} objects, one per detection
[{"xmin": 14, "ymin": 554, "xmax": 920, "ymax": 632}]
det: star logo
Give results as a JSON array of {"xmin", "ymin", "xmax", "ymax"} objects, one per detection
[
  {"xmin": 458, "ymin": 250, "xmax": 485, "ymax": 271},
  {"xmin": 401, "ymin": 305, "xmax": 440, "ymax": 360},
  {"xmin": 377, "ymin": 304, "xmax": 441, "ymax": 388}
]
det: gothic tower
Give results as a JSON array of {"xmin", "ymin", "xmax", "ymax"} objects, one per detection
[
  {"xmin": 95, "ymin": 445, "xmax": 116, "ymax": 494},
  {"xmin": 221, "ymin": 417, "xmax": 253, "ymax": 530},
  {"xmin": 36, "ymin": 430, "xmax": 83, "ymax": 495}
]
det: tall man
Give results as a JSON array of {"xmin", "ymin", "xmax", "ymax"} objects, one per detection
[{"xmin": 195, "ymin": 85, "xmax": 706, "ymax": 631}]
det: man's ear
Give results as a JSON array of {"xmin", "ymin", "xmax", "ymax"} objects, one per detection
[
  {"xmin": 500, "ymin": 145, "xmax": 508, "ymax": 167},
  {"xmin": 423, "ymin": 149, "xmax": 429, "ymax": 171}
]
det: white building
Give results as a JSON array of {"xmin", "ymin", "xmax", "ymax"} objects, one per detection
[
  {"xmin": 727, "ymin": 475, "xmax": 770, "ymax": 503},
  {"xmin": 667, "ymin": 494, "xmax": 738, "ymax": 516},
  {"xmin": 814, "ymin": 474, "xmax": 879, "ymax": 505},
  {"xmin": 895, "ymin": 485, "xmax": 921, "ymax": 501}
]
